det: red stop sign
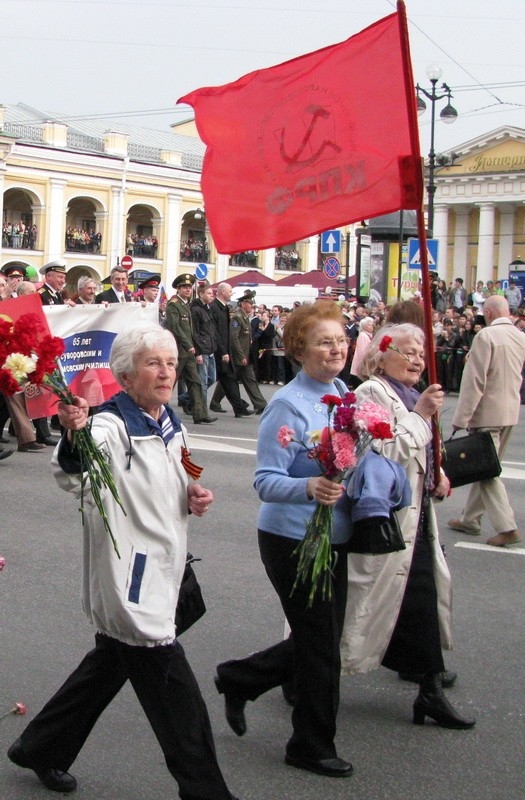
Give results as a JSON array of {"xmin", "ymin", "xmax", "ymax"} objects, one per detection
[{"xmin": 121, "ymin": 255, "xmax": 133, "ymax": 269}]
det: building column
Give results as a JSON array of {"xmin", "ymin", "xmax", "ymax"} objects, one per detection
[
  {"xmin": 47, "ymin": 177, "xmax": 67, "ymax": 261},
  {"xmin": 108, "ymin": 186, "xmax": 121, "ymax": 268},
  {"xmin": 433, "ymin": 205, "xmax": 449, "ymax": 275},
  {"xmin": 452, "ymin": 207, "xmax": 469, "ymax": 283},
  {"xmin": 261, "ymin": 247, "xmax": 276, "ymax": 277},
  {"xmin": 94, "ymin": 210, "xmax": 108, "ymax": 256},
  {"xmin": 476, "ymin": 202, "xmax": 495, "ymax": 285},
  {"xmin": 498, "ymin": 206, "xmax": 515, "ymax": 277},
  {"xmin": 215, "ymin": 253, "xmax": 229, "ymax": 284},
  {"xmin": 30, "ymin": 204, "xmax": 45, "ymax": 251},
  {"xmin": 306, "ymin": 234, "xmax": 319, "ymax": 271},
  {"xmin": 164, "ymin": 193, "xmax": 182, "ymax": 290}
]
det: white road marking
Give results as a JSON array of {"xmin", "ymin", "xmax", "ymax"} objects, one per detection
[
  {"xmin": 188, "ymin": 434, "xmax": 256, "ymax": 455},
  {"xmin": 455, "ymin": 542, "xmax": 525, "ymax": 555}
]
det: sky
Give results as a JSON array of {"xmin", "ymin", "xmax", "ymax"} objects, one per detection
[{"xmin": 1, "ymin": 0, "xmax": 524, "ymax": 157}]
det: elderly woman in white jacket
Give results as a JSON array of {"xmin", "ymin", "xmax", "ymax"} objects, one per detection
[
  {"xmin": 341, "ymin": 323, "xmax": 475, "ymax": 730},
  {"xmin": 7, "ymin": 322, "xmax": 240, "ymax": 800}
]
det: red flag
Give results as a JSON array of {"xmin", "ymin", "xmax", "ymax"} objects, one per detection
[{"xmin": 179, "ymin": 1, "xmax": 422, "ymax": 254}]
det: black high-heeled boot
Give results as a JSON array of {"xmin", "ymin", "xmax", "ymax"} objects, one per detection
[{"xmin": 413, "ymin": 673, "xmax": 476, "ymax": 729}]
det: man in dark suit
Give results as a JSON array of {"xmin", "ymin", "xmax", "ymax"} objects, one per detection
[
  {"xmin": 95, "ymin": 267, "xmax": 130, "ymax": 304},
  {"xmin": 209, "ymin": 283, "xmax": 253, "ymax": 418}
]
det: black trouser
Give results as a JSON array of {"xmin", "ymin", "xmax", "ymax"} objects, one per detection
[
  {"xmin": 217, "ymin": 531, "xmax": 348, "ymax": 761},
  {"xmin": 213, "ymin": 357, "xmax": 244, "ymax": 414},
  {"xmin": 18, "ymin": 634, "xmax": 234, "ymax": 800}
]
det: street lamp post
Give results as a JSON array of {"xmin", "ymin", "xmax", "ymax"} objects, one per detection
[{"xmin": 416, "ymin": 64, "xmax": 458, "ymax": 238}]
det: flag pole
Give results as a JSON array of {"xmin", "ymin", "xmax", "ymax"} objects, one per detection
[{"xmin": 397, "ymin": 0, "xmax": 442, "ymax": 482}]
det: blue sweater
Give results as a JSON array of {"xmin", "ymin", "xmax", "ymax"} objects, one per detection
[{"xmin": 254, "ymin": 370, "xmax": 352, "ymax": 544}]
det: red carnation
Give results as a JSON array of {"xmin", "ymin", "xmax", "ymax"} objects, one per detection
[{"xmin": 379, "ymin": 335, "xmax": 392, "ymax": 353}]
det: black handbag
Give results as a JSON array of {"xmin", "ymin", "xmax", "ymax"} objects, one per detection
[
  {"xmin": 443, "ymin": 431, "xmax": 501, "ymax": 489},
  {"xmin": 175, "ymin": 554, "xmax": 206, "ymax": 635},
  {"xmin": 347, "ymin": 512, "xmax": 406, "ymax": 556}
]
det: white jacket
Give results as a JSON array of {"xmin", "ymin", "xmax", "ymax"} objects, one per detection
[
  {"xmin": 53, "ymin": 393, "xmax": 188, "ymax": 647},
  {"xmin": 341, "ymin": 376, "xmax": 452, "ymax": 674}
]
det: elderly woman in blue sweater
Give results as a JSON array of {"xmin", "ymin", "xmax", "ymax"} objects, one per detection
[{"xmin": 215, "ymin": 301, "xmax": 354, "ymax": 779}]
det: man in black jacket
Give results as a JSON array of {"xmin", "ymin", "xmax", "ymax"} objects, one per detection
[
  {"xmin": 209, "ymin": 283, "xmax": 253, "ymax": 418},
  {"xmin": 191, "ymin": 283, "xmax": 218, "ymax": 398}
]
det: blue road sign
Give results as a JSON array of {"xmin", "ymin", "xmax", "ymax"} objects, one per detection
[
  {"xmin": 320, "ymin": 230, "xmax": 342, "ymax": 254},
  {"xmin": 407, "ymin": 238, "xmax": 439, "ymax": 269},
  {"xmin": 323, "ymin": 256, "xmax": 341, "ymax": 278},
  {"xmin": 195, "ymin": 263, "xmax": 208, "ymax": 280}
]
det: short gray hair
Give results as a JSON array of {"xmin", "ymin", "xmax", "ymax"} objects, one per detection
[
  {"xmin": 77, "ymin": 275, "xmax": 97, "ymax": 292},
  {"xmin": 359, "ymin": 316, "xmax": 375, "ymax": 331},
  {"xmin": 109, "ymin": 322, "xmax": 178, "ymax": 386},
  {"xmin": 359, "ymin": 323, "xmax": 425, "ymax": 379}
]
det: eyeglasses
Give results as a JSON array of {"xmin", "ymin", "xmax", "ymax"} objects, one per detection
[
  {"xmin": 393, "ymin": 349, "xmax": 425, "ymax": 364},
  {"xmin": 312, "ymin": 337, "xmax": 350, "ymax": 350}
]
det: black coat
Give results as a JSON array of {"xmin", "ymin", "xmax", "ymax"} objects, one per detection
[
  {"xmin": 190, "ymin": 298, "xmax": 218, "ymax": 356},
  {"xmin": 209, "ymin": 298, "xmax": 232, "ymax": 359}
]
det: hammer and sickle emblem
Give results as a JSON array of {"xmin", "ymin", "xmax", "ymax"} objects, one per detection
[{"xmin": 279, "ymin": 105, "xmax": 342, "ymax": 170}]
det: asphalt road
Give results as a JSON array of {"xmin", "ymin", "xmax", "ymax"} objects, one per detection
[{"xmin": 1, "ymin": 389, "xmax": 524, "ymax": 800}]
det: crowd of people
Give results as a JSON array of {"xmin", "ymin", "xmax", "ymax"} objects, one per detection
[
  {"xmin": 2, "ymin": 265, "xmax": 525, "ymax": 797},
  {"xmin": 2, "ymin": 221, "xmax": 38, "ymax": 250},
  {"xmin": 65, "ymin": 227, "xmax": 102, "ymax": 253},
  {"xmin": 127, "ymin": 232, "xmax": 159, "ymax": 259}
]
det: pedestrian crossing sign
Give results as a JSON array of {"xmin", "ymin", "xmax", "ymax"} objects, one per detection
[{"xmin": 407, "ymin": 238, "xmax": 439, "ymax": 269}]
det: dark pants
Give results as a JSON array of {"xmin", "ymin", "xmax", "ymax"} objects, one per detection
[
  {"xmin": 213, "ymin": 357, "xmax": 245, "ymax": 414},
  {"xmin": 17, "ymin": 634, "xmax": 234, "ymax": 800},
  {"xmin": 217, "ymin": 531, "xmax": 348, "ymax": 761},
  {"xmin": 176, "ymin": 353, "xmax": 209, "ymax": 422},
  {"xmin": 211, "ymin": 363, "xmax": 266, "ymax": 413}
]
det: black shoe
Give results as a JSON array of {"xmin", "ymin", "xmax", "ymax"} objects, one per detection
[
  {"xmin": 0, "ymin": 435, "xmax": 10, "ymax": 443},
  {"xmin": 413, "ymin": 675, "xmax": 475, "ymax": 729},
  {"xmin": 8, "ymin": 738, "xmax": 77, "ymax": 793},
  {"xmin": 284, "ymin": 754, "xmax": 354, "ymax": 778},
  {"xmin": 398, "ymin": 669, "xmax": 457, "ymax": 689},
  {"xmin": 193, "ymin": 417, "xmax": 217, "ymax": 424},
  {"xmin": 214, "ymin": 676, "xmax": 247, "ymax": 736},
  {"xmin": 210, "ymin": 404, "xmax": 227, "ymax": 413},
  {"xmin": 241, "ymin": 409, "xmax": 255, "ymax": 416},
  {"xmin": 255, "ymin": 407, "xmax": 266, "ymax": 415},
  {"xmin": 0, "ymin": 448, "xmax": 14, "ymax": 460},
  {"xmin": 36, "ymin": 436, "xmax": 59, "ymax": 446},
  {"xmin": 17, "ymin": 442, "xmax": 46, "ymax": 453}
]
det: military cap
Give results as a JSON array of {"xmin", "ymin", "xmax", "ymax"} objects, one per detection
[
  {"xmin": 172, "ymin": 273, "xmax": 196, "ymax": 289},
  {"xmin": 238, "ymin": 289, "xmax": 256, "ymax": 304},
  {"xmin": 39, "ymin": 259, "xmax": 67, "ymax": 276},
  {"xmin": 138, "ymin": 273, "xmax": 161, "ymax": 290},
  {"xmin": 2, "ymin": 265, "xmax": 27, "ymax": 279}
]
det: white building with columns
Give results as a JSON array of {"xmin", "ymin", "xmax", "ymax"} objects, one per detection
[{"xmin": 432, "ymin": 125, "xmax": 525, "ymax": 289}]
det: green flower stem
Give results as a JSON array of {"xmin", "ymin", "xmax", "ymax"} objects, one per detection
[
  {"xmin": 292, "ymin": 502, "xmax": 338, "ymax": 607},
  {"xmin": 43, "ymin": 371, "xmax": 124, "ymax": 559}
]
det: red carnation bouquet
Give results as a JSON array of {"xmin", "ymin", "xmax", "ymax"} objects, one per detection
[
  {"xmin": 278, "ymin": 391, "xmax": 393, "ymax": 605},
  {"xmin": 0, "ymin": 313, "xmax": 124, "ymax": 557}
]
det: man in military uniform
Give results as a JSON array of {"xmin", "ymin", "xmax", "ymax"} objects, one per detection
[
  {"xmin": 38, "ymin": 260, "xmax": 73, "ymax": 306},
  {"xmin": 2, "ymin": 265, "xmax": 27, "ymax": 297},
  {"xmin": 139, "ymin": 273, "xmax": 161, "ymax": 305},
  {"xmin": 230, "ymin": 292, "xmax": 267, "ymax": 415},
  {"xmin": 165, "ymin": 274, "xmax": 217, "ymax": 425},
  {"xmin": 36, "ymin": 260, "xmax": 75, "ymax": 444}
]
